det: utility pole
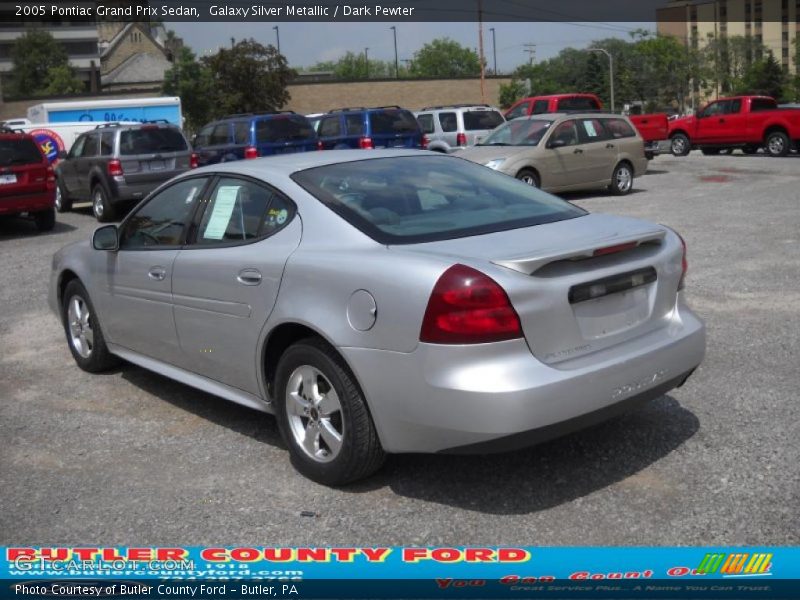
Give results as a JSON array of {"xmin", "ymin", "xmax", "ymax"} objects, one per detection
[
  {"xmin": 273, "ymin": 26, "xmax": 280, "ymax": 55},
  {"xmin": 489, "ymin": 27, "xmax": 497, "ymax": 74},
  {"xmin": 523, "ymin": 43, "xmax": 536, "ymax": 65},
  {"xmin": 586, "ymin": 47, "xmax": 614, "ymax": 112},
  {"xmin": 390, "ymin": 26, "xmax": 399, "ymax": 78},
  {"xmin": 364, "ymin": 47, "xmax": 369, "ymax": 79}
]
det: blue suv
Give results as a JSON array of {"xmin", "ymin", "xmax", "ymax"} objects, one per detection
[
  {"xmin": 316, "ymin": 106, "xmax": 423, "ymax": 150},
  {"xmin": 192, "ymin": 112, "xmax": 318, "ymax": 166}
]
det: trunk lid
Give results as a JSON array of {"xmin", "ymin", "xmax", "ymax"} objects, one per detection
[{"xmin": 404, "ymin": 213, "xmax": 684, "ymax": 365}]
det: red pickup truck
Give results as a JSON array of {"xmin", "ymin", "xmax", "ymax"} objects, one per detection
[
  {"xmin": 668, "ymin": 95, "xmax": 800, "ymax": 157},
  {"xmin": 504, "ymin": 93, "xmax": 669, "ymax": 159}
]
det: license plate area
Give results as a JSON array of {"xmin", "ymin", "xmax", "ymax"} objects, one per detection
[
  {"xmin": 147, "ymin": 159, "xmax": 165, "ymax": 171},
  {"xmin": 0, "ymin": 174, "xmax": 18, "ymax": 184}
]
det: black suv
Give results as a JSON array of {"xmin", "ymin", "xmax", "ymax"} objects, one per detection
[{"xmin": 55, "ymin": 122, "xmax": 194, "ymax": 222}]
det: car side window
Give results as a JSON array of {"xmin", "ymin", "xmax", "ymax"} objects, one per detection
[
  {"xmin": 416, "ymin": 114, "xmax": 435, "ymax": 134},
  {"xmin": 319, "ymin": 116, "xmax": 341, "ymax": 137},
  {"xmin": 702, "ymin": 101, "xmax": 727, "ymax": 117},
  {"xmin": 233, "ymin": 122, "xmax": 251, "ymax": 144},
  {"xmin": 531, "ymin": 100, "xmax": 550, "ymax": 114},
  {"xmin": 505, "ymin": 102, "xmax": 529, "ymax": 119},
  {"xmin": 549, "ymin": 120, "xmax": 580, "ymax": 147},
  {"xmin": 210, "ymin": 124, "xmax": 230, "ymax": 145},
  {"xmin": 69, "ymin": 135, "xmax": 87, "ymax": 158},
  {"xmin": 83, "ymin": 134, "xmax": 99, "ymax": 157},
  {"xmin": 118, "ymin": 177, "xmax": 208, "ymax": 249},
  {"xmin": 728, "ymin": 99, "xmax": 742, "ymax": 114},
  {"xmin": 344, "ymin": 114, "xmax": 364, "ymax": 136},
  {"xmin": 194, "ymin": 124, "xmax": 214, "ymax": 147},
  {"xmin": 100, "ymin": 131, "xmax": 115, "ymax": 156},
  {"xmin": 438, "ymin": 112, "xmax": 457, "ymax": 132},
  {"xmin": 195, "ymin": 177, "xmax": 294, "ymax": 244},
  {"xmin": 578, "ymin": 118, "xmax": 609, "ymax": 143},
  {"xmin": 603, "ymin": 118, "xmax": 636, "ymax": 139}
]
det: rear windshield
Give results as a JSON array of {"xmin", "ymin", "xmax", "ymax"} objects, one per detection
[
  {"xmin": 479, "ymin": 119, "xmax": 553, "ymax": 146},
  {"xmin": 463, "ymin": 110, "xmax": 505, "ymax": 131},
  {"xmin": 119, "ymin": 128, "xmax": 187, "ymax": 155},
  {"xmin": 0, "ymin": 138, "xmax": 43, "ymax": 166},
  {"xmin": 291, "ymin": 155, "xmax": 585, "ymax": 244},
  {"xmin": 557, "ymin": 97, "xmax": 601, "ymax": 111},
  {"xmin": 369, "ymin": 110, "xmax": 420, "ymax": 135},
  {"xmin": 255, "ymin": 115, "xmax": 315, "ymax": 143}
]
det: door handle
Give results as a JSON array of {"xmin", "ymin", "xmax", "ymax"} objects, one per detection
[
  {"xmin": 237, "ymin": 269, "xmax": 262, "ymax": 286},
  {"xmin": 573, "ymin": 148, "xmax": 583, "ymax": 154},
  {"xmin": 606, "ymin": 143, "xmax": 615, "ymax": 149},
  {"xmin": 148, "ymin": 267, "xmax": 167, "ymax": 281}
]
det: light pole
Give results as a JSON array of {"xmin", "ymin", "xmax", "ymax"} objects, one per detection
[
  {"xmin": 364, "ymin": 47, "xmax": 369, "ymax": 79},
  {"xmin": 586, "ymin": 47, "xmax": 614, "ymax": 112},
  {"xmin": 390, "ymin": 26, "xmax": 399, "ymax": 78},
  {"xmin": 489, "ymin": 27, "xmax": 497, "ymax": 74},
  {"xmin": 273, "ymin": 26, "xmax": 280, "ymax": 55}
]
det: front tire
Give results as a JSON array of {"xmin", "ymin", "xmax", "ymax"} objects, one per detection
[
  {"xmin": 515, "ymin": 168, "xmax": 540, "ymax": 188},
  {"xmin": 55, "ymin": 178, "xmax": 72, "ymax": 213},
  {"xmin": 275, "ymin": 339, "xmax": 385, "ymax": 485},
  {"xmin": 92, "ymin": 184, "xmax": 115, "ymax": 222},
  {"xmin": 765, "ymin": 131, "xmax": 789, "ymax": 157},
  {"xmin": 670, "ymin": 133, "xmax": 691, "ymax": 156},
  {"xmin": 33, "ymin": 207, "xmax": 55, "ymax": 232},
  {"xmin": 62, "ymin": 280, "xmax": 119, "ymax": 373},
  {"xmin": 609, "ymin": 162, "xmax": 634, "ymax": 195}
]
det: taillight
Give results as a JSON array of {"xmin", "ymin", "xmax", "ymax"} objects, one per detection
[
  {"xmin": 107, "ymin": 159, "xmax": 123, "ymax": 177},
  {"xmin": 244, "ymin": 146, "xmax": 259, "ymax": 159},
  {"xmin": 421, "ymin": 134, "xmax": 429, "ymax": 149},
  {"xmin": 190, "ymin": 153, "xmax": 198, "ymax": 169},
  {"xmin": 359, "ymin": 136, "xmax": 374, "ymax": 149},
  {"xmin": 456, "ymin": 132, "xmax": 467, "ymax": 147},
  {"xmin": 46, "ymin": 164, "xmax": 55, "ymax": 190},
  {"xmin": 420, "ymin": 264, "xmax": 523, "ymax": 344},
  {"xmin": 317, "ymin": 140, "xmax": 324, "ymax": 151}
]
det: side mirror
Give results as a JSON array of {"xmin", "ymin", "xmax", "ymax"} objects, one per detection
[
  {"xmin": 548, "ymin": 138, "xmax": 567, "ymax": 149},
  {"xmin": 57, "ymin": 149, "xmax": 68, "ymax": 159},
  {"xmin": 92, "ymin": 225, "xmax": 119, "ymax": 251}
]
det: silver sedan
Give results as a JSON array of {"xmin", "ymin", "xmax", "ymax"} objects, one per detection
[{"xmin": 49, "ymin": 150, "xmax": 705, "ymax": 485}]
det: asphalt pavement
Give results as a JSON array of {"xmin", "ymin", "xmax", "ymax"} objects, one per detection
[{"xmin": 1, "ymin": 151, "xmax": 798, "ymax": 546}]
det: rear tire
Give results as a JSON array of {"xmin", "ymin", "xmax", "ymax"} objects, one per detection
[
  {"xmin": 765, "ymin": 131, "xmax": 789, "ymax": 157},
  {"xmin": 609, "ymin": 162, "xmax": 634, "ymax": 196},
  {"xmin": 55, "ymin": 179, "xmax": 72, "ymax": 213},
  {"xmin": 92, "ymin": 184, "xmax": 115, "ymax": 223},
  {"xmin": 515, "ymin": 168, "xmax": 540, "ymax": 188},
  {"xmin": 33, "ymin": 207, "xmax": 56, "ymax": 232},
  {"xmin": 275, "ymin": 338, "xmax": 385, "ymax": 486},
  {"xmin": 670, "ymin": 133, "xmax": 691, "ymax": 157},
  {"xmin": 701, "ymin": 148, "xmax": 721, "ymax": 155},
  {"xmin": 62, "ymin": 280, "xmax": 119, "ymax": 373}
]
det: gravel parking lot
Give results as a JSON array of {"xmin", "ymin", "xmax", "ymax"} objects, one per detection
[{"xmin": 1, "ymin": 152, "xmax": 798, "ymax": 546}]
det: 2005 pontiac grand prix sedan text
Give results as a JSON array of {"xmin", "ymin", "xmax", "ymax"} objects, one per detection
[{"xmin": 49, "ymin": 150, "xmax": 706, "ymax": 485}]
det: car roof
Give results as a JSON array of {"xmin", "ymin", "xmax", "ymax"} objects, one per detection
[{"xmin": 510, "ymin": 112, "xmax": 624, "ymax": 122}]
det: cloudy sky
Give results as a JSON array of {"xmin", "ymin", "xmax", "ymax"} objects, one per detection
[{"xmin": 167, "ymin": 21, "xmax": 653, "ymax": 73}]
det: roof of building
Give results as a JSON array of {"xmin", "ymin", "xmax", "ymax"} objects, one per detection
[{"xmin": 101, "ymin": 52, "xmax": 172, "ymax": 86}]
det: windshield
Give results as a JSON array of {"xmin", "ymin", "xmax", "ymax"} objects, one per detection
[
  {"xmin": 291, "ymin": 155, "xmax": 585, "ymax": 244},
  {"xmin": 478, "ymin": 119, "xmax": 552, "ymax": 146}
]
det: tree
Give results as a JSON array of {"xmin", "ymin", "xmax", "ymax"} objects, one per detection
[
  {"xmin": 162, "ymin": 46, "xmax": 215, "ymax": 133},
  {"xmin": 702, "ymin": 34, "xmax": 767, "ymax": 95},
  {"xmin": 410, "ymin": 38, "xmax": 481, "ymax": 78},
  {"xmin": 201, "ymin": 39, "xmax": 296, "ymax": 117},
  {"xmin": 740, "ymin": 51, "xmax": 787, "ymax": 99},
  {"xmin": 7, "ymin": 30, "xmax": 83, "ymax": 97},
  {"xmin": 307, "ymin": 52, "xmax": 392, "ymax": 79},
  {"xmin": 498, "ymin": 80, "xmax": 527, "ymax": 108}
]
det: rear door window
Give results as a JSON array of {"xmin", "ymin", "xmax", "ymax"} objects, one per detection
[
  {"xmin": 578, "ymin": 118, "xmax": 610, "ymax": 142},
  {"xmin": 255, "ymin": 115, "xmax": 315, "ymax": 143},
  {"xmin": 100, "ymin": 131, "xmax": 115, "ymax": 156},
  {"xmin": 416, "ymin": 114, "xmax": 435, "ymax": 134},
  {"xmin": 209, "ymin": 124, "xmax": 230, "ymax": 146},
  {"xmin": 369, "ymin": 110, "xmax": 419, "ymax": 135},
  {"xmin": 318, "ymin": 116, "xmax": 341, "ymax": 137},
  {"xmin": 438, "ymin": 112, "xmax": 457, "ymax": 132},
  {"xmin": 0, "ymin": 137, "xmax": 43, "ymax": 166},
  {"xmin": 603, "ymin": 118, "xmax": 636, "ymax": 139},
  {"xmin": 557, "ymin": 97, "xmax": 601, "ymax": 111},
  {"xmin": 194, "ymin": 124, "xmax": 214, "ymax": 147},
  {"xmin": 119, "ymin": 128, "xmax": 188, "ymax": 155},
  {"xmin": 83, "ymin": 134, "xmax": 99, "ymax": 157},
  {"xmin": 233, "ymin": 122, "xmax": 251, "ymax": 144},
  {"xmin": 344, "ymin": 114, "xmax": 365, "ymax": 136},
  {"xmin": 463, "ymin": 110, "xmax": 504, "ymax": 131}
]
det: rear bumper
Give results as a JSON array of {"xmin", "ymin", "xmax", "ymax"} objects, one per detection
[
  {"xmin": 644, "ymin": 140, "xmax": 663, "ymax": 154},
  {"xmin": 341, "ymin": 300, "xmax": 705, "ymax": 454},
  {"xmin": 109, "ymin": 170, "xmax": 188, "ymax": 203},
  {"xmin": 0, "ymin": 191, "xmax": 55, "ymax": 215}
]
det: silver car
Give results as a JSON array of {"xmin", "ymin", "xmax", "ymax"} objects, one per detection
[
  {"xmin": 49, "ymin": 150, "xmax": 705, "ymax": 485},
  {"xmin": 415, "ymin": 104, "xmax": 505, "ymax": 152},
  {"xmin": 457, "ymin": 113, "xmax": 649, "ymax": 195}
]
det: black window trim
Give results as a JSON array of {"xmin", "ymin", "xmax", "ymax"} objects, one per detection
[
  {"xmin": 116, "ymin": 174, "xmax": 215, "ymax": 252},
  {"xmin": 181, "ymin": 173, "xmax": 298, "ymax": 250}
]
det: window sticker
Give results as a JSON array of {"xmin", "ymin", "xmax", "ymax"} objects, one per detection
[
  {"xmin": 202, "ymin": 186, "xmax": 240, "ymax": 240},
  {"xmin": 184, "ymin": 185, "xmax": 200, "ymax": 204},
  {"xmin": 583, "ymin": 120, "xmax": 598, "ymax": 137}
]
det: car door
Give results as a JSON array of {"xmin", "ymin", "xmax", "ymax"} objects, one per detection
[
  {"xmin": 171, "ymin": 176, "xmax": 302, "ymax": 395},
  {"xmin": 718, "ymin": 98, "xmax": 744, "ymax": 144},
  {"xmin": 59, "ymin": 134, "xmax": 86, "ymax": 194},
  {"xmin": 695, "ymin": 100, "xmax": 730, "ymax": 143},
  {"xmin": 437, "ymin": 112, "xmax": 458, "ymax": 149},
  {"xmin": 539, "ymin": 119, "xmax": 585, "ymax": 189},
  {"xmin": 97, "ymin": 176, "xmax": 211, "ymax": 364},
  {"xmin": 575, "ymin": 117, "xmax": 615, "ymax": 184},
  {"xmin": 75, "ymin": 132, "xmax": 100, "ymax": 198}
]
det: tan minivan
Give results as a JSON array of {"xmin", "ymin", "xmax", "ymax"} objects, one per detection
[{"xmin": 455, "ymin": 113, "xmax": 649, "ymax": 195}]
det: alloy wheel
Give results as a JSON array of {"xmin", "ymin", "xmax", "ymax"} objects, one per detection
[
  {"xmin": 67, "ymin": 295, "xmax": 94, "ymax": 358},
  {"xmin": 286, "ymin": 365, "xmax": 344, "ymax": 463}
]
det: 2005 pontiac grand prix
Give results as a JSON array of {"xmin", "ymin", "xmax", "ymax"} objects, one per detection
[{"xmin": 49, "ymin": 150, "xmax": 705, "ymax": 485}]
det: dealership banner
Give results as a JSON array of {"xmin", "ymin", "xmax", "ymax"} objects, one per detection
[{"xmin": 2, "ymin": 547, "xmax": 799, "ymax": 599}]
